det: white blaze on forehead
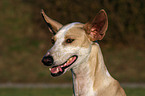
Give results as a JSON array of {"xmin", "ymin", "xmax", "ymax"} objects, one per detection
[{"xmin": 56, "ymin": 22, "xmax": 81, "ymax": 38}]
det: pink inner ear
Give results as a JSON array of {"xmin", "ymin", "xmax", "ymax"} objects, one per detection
[
  {"xmin": 92, "ymin": 18, "xmax": 106, "ymax": 34},
  {"xmin": 91, "ymin": 27, "xmax": 96, "ymax": 32},
  {"xmin": 90, "ymin": 20, "xmax": 105, "ymax": 37},
  {"xmin": 84, "ymin": 9, "xmax": 108, "ymax": 41},
  {"xmin": 90, "ymin": 30, "xmax": 101, "ymax": 41}
]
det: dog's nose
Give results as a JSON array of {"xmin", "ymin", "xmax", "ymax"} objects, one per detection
[{"xmin": 41, "ymin": 55, "xmax": 54, "ymax": 66}]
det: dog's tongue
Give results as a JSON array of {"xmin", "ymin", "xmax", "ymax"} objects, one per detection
[{"xmin": 50, "ymin": 66, "xmax": 63, "ymax": 74}]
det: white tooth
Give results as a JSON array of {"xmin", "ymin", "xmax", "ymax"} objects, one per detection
[
  {"xmin": 49, "ymin": 68, "xmax": 51, "ymax": 71},
  {"xmin": 57, "ymin": 68, "xmax": 59, "ymax": 72},
  {"xmin": 69, "ymin": 58, "xmax": 73, "ymax": 61},
  {"xmin": 67, "ymin": 58, "xmax": 72, "ymax": 64},
  {"xmin": 64, "ymin": 63, "xmax": 67, "ymax": 66},
  {"xmin": 67, "ymin": 59, "xmax": 71, "ymax": 63}
]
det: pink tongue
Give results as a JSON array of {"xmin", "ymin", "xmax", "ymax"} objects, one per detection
[{"xmin": 51, "ymin": 66, "xmax": 63, "ymax": 73}]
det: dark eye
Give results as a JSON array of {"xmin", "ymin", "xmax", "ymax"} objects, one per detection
[
  {"xmin": 66, "ymin": 39, "xmax": 74, "ymax": 43},
  {"xmin": 51, "ymin": 38, "xmax": 55, "ymax": 44}
]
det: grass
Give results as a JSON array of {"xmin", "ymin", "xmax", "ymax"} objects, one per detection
[
  {"xmin": 0, "ymin": 88, "xmax": 72, "ymax": 96},
  {"xmin": 0, "ymin": 88, "xmax": 145, "ymax": 96},
  {"xmin": 125, "ymin": 88, "xmax": 145, "ymax": 96}
]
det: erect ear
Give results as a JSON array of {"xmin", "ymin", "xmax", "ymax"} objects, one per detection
[
  {"xmin": 41, "ymin": 9, "xmax": 63, "ymax": 35},
  {"xmin": 84, "ymin": 9, "xmax": 108, "ymax": 41}
]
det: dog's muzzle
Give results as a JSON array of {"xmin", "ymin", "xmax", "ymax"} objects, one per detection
[
  {"xmin": 42, "ymin": 54, "xmax": 78, "ymax": 77},
  {"xmin": 41, "ymin": 55, "xmax": 54, "ymax": 66}
]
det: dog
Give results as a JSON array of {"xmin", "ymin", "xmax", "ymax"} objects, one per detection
[{"xmin": 41, "ymin": 9, "xmax": 126, "ymax": 96}]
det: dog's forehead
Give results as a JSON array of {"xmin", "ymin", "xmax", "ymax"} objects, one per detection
[{"xmin": 56, "ymin": 22, "xmax": 84, "ymax": 38}]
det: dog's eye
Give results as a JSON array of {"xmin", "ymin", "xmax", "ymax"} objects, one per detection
[
  {"xmin": 66, "ymin": 39, "xmax": 74, "ymax": 43},
  {"xmin": 51, "ymin": 39, "xmax": 55, "ymax": 44}
]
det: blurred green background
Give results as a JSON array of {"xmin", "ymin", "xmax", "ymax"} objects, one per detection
[{"xmin": 0, "ymin": 0, "xmax": 145, "ymax": 84}]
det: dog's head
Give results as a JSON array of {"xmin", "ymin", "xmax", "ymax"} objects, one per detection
[{"xmin": 41, "ymin": 9, "xmax": 108, "ymax": 77}]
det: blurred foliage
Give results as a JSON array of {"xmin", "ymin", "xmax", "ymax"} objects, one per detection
[
  {"xmin": 25, "ymin": 0, "xmax": 145, "ymax": 49},
  {"xmin": 0, "ymin": 0, "xmax": 145, "ymax": 83}
]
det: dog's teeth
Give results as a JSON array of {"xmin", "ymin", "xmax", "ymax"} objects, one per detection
[
  {"xmin": 69, "ymin": 57, "xmax": 73, "ymax": 61},
  {"xmin": 64, "ymin": 63, "xmax": 67, "ymax": 66},
  {"xmin": 57, "ymin": 68, "xmax": 59, "ymax": 72},
  {"xmin": 49, "ymin": 68, "xmax": 51, "ymax": 71},
  {"xmin": 66, "ymin": 61, "xmax": 69, "ymax": 64},
  {"xmin": 67, "ymin": 58, "xmax": 73, "ymax": 64},
  {"xmin": 67, "ymin": 59, "xmax": 71, "ymax": 64}
]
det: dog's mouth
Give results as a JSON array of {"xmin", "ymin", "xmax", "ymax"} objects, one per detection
[{"xmin": 49, "ymin": 55, "xmax": 78, "ymax": 77}]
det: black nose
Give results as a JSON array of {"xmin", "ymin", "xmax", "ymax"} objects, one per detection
[{"xmin": 41, "ymin": 55, "xmax": 53, "ymax": 66}]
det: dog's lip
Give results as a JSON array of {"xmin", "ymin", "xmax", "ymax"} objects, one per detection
[
  {"xmin": 49, "ymin": 55, "xmax": 78, "ymax": 77},
  {"xmin": 52, "ymin": 55, "xmax": 78, "ymax": 68}
]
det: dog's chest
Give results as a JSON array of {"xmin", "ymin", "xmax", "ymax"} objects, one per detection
[{"xmin": 72, "ymin": 63, "xmax": 97, "ymax": 96}]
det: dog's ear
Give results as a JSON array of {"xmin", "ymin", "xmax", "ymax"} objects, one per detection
[
  {"xmin": 41, "ymin": 9, "xmax": 63, "ymax": 35},
  {"xmin": 84, "ymin": 9, "xmax": 108, "ymax": 41}
]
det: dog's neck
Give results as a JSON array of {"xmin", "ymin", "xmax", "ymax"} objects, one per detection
[{"xmin": 71, "ymin": 43, "xmax": 113, "ymax": 96}]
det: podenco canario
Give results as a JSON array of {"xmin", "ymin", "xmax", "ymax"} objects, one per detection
[{"xmin": 41, "ymin": 9, "xmax": 126, "ymax": 96}]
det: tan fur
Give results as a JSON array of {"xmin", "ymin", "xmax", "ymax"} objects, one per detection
[
  {"xmin": 68, "ymin": 26, "xmax": 126, "ymax": 96},
  {"xmin": 41, "ymin": 9, "xmax": 126, "ymax": 96},
  {"xmin": 41, "ymin": 9, "xmax": 63, "ymax": 32},
  {"xmin": 88, "ymin": 44, "xmax": 126, "ymax": 96},
  {"xmin": 64, "ymin": 24, "xmax": 91, "ymax": 48}
]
